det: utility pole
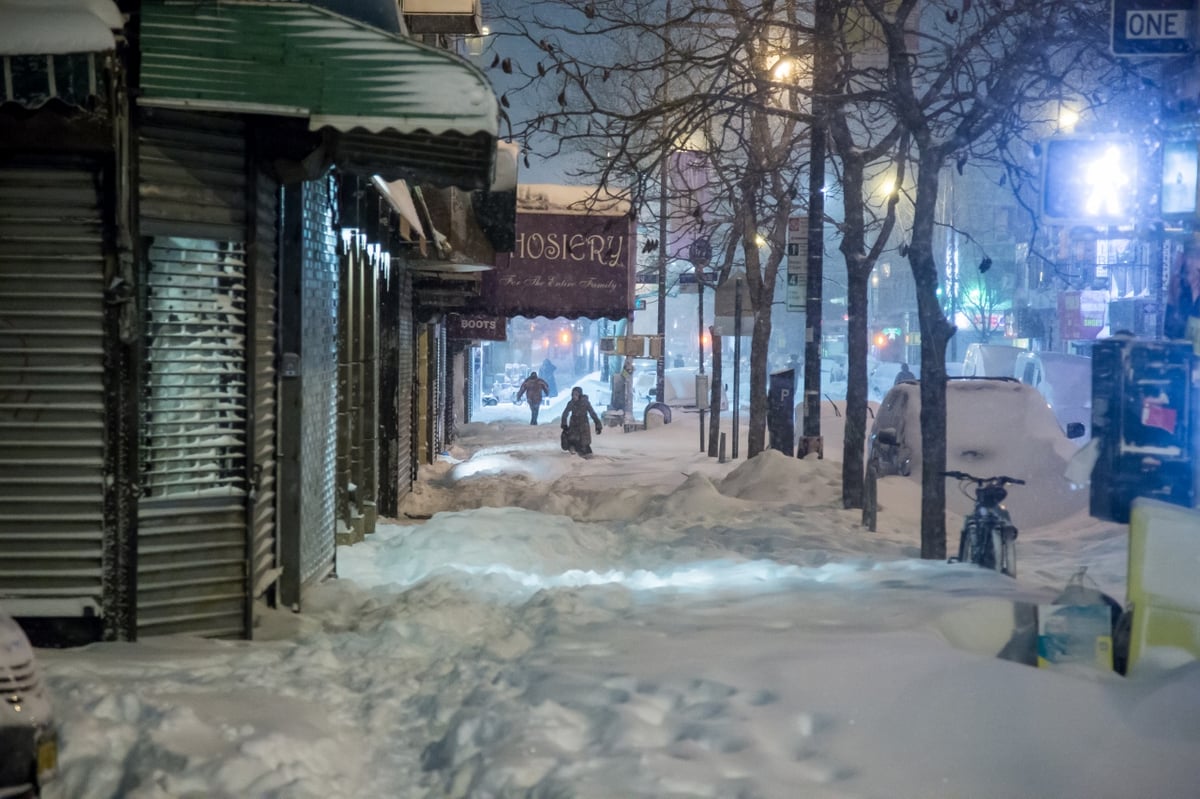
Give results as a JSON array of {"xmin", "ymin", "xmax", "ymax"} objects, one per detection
[{"xmin": 800, "ymin": 0, "xmax": 833, "ymax": 459}]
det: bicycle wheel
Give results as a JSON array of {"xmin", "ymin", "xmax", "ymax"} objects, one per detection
[
  {"xmin": 955, "ymin": 519, "xmax": 975, "ymax": 564},
  {"xmin": 997, "ymin": 526, "xmax": 1017, "ymax": 578},
  {"xmin": 960, "ymin": 519, "xmax": 994, "ymax": 568},
  {"xmin": 979, "ymin": 524, "xmax": 998, "ymax": 570}
]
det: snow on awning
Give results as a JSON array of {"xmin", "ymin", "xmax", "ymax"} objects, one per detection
[
  {"xmin": 411, "ymin": 261, "xmax": 493, "ymax": 275},
  {"xmin": 137, "ymin": 0, "xmax": 499, "ymax": 189},
  {"xmin": 0, "ymin": 0, "xmax": 123, "ymax": 55},
  {"xmin": 0, "ymin": 0, "xmax": 124, "ymax": 108},
  {"xmin": 493, "ymin": 141, "xmax": 520, "ymax": 193},
  {"xmin": 372, "ymin": 177, "xmax": 426, "ymax": 238}
]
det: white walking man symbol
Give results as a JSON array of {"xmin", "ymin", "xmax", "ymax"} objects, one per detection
[{"xmin": 1083, "ymin": 145, "xmax": 1130, "ymax": 217}]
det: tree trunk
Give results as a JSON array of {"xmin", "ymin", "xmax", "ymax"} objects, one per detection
[
  {"xmin": 747, "ymin": 306, "xmax": 772, "ymax": 457},
  {"xmin": 839, "ymin": 155, "xmax": 870, "ymax": 509},
  {"xmin": 842, "ymin": 267, "xmax": 870, "ymax": 508},
  {"xmin": 907, "ymin": 158, "xmax": 957, "ymax": 560}
]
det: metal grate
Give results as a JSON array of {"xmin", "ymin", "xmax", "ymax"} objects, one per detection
[
  {"xmin": 298, "ymin": 176, "xmax": 338, "ymax": 587},
  {"xmin": 141, "ymin": 238, "xmax": 248, "ymax": 497}
]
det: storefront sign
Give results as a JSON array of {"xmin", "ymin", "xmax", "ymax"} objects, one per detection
[
  {"xmin": 482, "ymin": 211, "xmax": 636, "ymax": 318},
  {"xmin": 1059, "ymin": 290, "xmax": 1108, "ymax": 340},
  {"xmin": 446, "ymin": 313, "xmax": 506, "ymax": 340}
]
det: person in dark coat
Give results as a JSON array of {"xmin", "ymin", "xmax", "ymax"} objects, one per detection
[
  {"xmin": 515, "ymin": 371, "xmax": 550, "ymax": 425},
  {"xmin": 894, "ymin": 362, "xmax": 916, "ymax": 385},
  {"xmin": 561, "ymin": 386, "xmax": 602, "ymax": 455},
  {"xmin": 1164, "ymin": 239, "xmax": 1200, "ymax": 353},
  {"xmin": 539, "ymin": 357, "xmax": 559, "ymax": 397}
]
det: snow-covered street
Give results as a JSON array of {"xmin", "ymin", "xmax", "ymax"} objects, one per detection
[{"xmin": 38, "ymin": 383, "xmax": 1200, "ymax": 798}]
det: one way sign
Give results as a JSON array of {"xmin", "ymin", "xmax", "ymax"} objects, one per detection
[{"xmin": 1111, "ymin": 0, "xmax": 1197, "ymax": 56}]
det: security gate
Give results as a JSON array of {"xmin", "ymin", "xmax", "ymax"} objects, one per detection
[
  {"xmin": 137, "ymin": 111, "xmax": 253, "ymax": 638},
  {"xmin": 0, "ymin": 163, "xmax": 110, "ymax": 623}
]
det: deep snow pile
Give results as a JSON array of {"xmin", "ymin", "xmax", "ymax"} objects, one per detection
[{"xmin": 35, "ymin": 402, "xmax": 1200, "ymax": 798}]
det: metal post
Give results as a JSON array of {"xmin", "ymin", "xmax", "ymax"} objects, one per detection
[
  {"xmin": 708, "ymin": 328, "xmax": 722, "ymax": 457},
  {"xmin": 733, "ymin": 276, "xmax": 742, "ymax": 459},
  {"xmin": 601, "ymin": 320, "xmax": 610, "ymax": 382},
  {"xmin": 699, "ymin": 278, "xmax": 706, "ymax": 451},
  {"xmin": 800, "ymin": 0, "xmax": 833, "ymax": 460}
]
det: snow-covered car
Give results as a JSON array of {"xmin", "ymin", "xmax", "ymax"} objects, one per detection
[
  {"xmin": 490, "ymin": 376, "xmax": 518, "ymax": 404},
  {"xmin": 961, "ymin": 342, "xmax": 1024, "ymax": 377},
  {"xmin": 630, "ymin": 362, "xmax": 658, "ymax": 401},
  {"xmin": 0, "ymin": 610, "xmax": 58, "ymax": 799},
  {"xmin": 1013, "ymin": 351, "xmax": 1092, "ymax": 444},
  {"xmin": 867, "ymin": 377, "xmax": 1088, "ymax": 528}
]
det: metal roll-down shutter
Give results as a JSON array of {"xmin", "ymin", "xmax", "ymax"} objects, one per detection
[
  {"xmin": 137, "ymin": 111, "xmax": 251, "ymax": 638},
  {"xmin": 0, "ymin": 164, "xmax": 108, "ymax": 618}
]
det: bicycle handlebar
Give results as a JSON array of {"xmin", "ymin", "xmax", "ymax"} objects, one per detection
[{"xmin": 941, "ymin": 470, "xmax": 1025, "ymax": 486}]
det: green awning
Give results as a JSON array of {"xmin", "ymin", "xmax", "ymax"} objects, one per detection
[{"xmin": 138, "ymin": 0, "xmax": 499, "ymax": 188}]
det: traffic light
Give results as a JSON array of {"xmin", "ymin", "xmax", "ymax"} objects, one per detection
[{"xmin": 1042, "ymin": 137, "xmax": 1138, "ymax": 223}]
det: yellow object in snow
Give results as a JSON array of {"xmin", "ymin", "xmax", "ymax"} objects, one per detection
[{"xmin": 1126, "ymin": 498, "xmax": 1200, "ymax": 674}]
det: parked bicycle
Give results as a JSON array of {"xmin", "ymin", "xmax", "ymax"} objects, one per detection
[{"xmin": 942, "ymin": 470, "xmax": 1025, "ymax": 578}]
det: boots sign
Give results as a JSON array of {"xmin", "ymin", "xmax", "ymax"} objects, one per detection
[
  {"xmin": 482, "ymin": 211, "xmax": 636, "ymax": 319},
  {"xmin": 446, "ymin": 313, "xmax": 507, "ymax": 341}
]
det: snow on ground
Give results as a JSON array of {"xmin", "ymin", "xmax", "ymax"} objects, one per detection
[{"xmin": 34, "ymin": 373, "xmax": 1200, "ymax": 798}]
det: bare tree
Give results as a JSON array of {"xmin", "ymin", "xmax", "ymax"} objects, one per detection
[
  {"xmin": 824, "ymin": 2, "xmax": 910, "ymax": 508},
  {"xmin": 489, "ymin": 0, "xmax": 815, "ymax": 457},
  {"xmin": 956, "ymin": 261, "xmax": 1010, "ymax": 343},
  {"xmin": 491, "ymin": 0, "xmax": 1140, "ymax": 552},
  {"xmin": 865, "ymin": 0, "xmax": 1136, "ymax": 557}
]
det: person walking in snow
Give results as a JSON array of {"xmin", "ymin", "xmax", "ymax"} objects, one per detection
[
  {"xmin": 560, "ymin": 386, "xmax": 602, "ymax": 456},
  {"xmin": 515, "ymin": 371, "xmax": 550, "ymax": 425},
  {"xmin": 539, "ymin": 357, "xmax": 559, "ymax": 397}
]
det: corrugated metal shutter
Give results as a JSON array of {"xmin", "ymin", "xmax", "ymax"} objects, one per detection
[
  {"xmin": 138, "ymin": 238, "xmax": 248, "ymax": 637},
  {"xmin": 464, "ymin": 345, "xmax": 475, "ymax": 426},
  {"xmin": 248, "ymin": 172, "xmax": 278, "ymax": 610},
  {"xmin": 416, "ymin": 323, "xmax": 430, "ymax": 463},
  {"xmin": 335, "ymin": 236, "xmax": 354, "ymax": 538},
  {"xmin": 298, "ymin": 176, "xmax": 337, "ymax": 587},
  {"xmin": 0, "ymin": 164, "xmax": 108, "ymax": 616},
  {"xmin": 335, "ymin": 231, "xmax": 382, "ymax": 540},
  {"xmin": 140, "ymin": 110, "xmax": 246, "ymax": 241},
  {"xmin": 376, "ymin": 264, "xmax": 413, "ymax": 516},
  {"xmin": 397, "ymin": 270, "xmax": 415, "ymax": 502},
  {"xmin": 433, "ymin": 323, "xmax": 447, "ymax": 456},
  {"xmin": 137, "ymin": 112, "xmax": 250, "ymax": 638},
  {"xmin": 361, "ymin": 247, "xmax": 379, "ymax": 531}
]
